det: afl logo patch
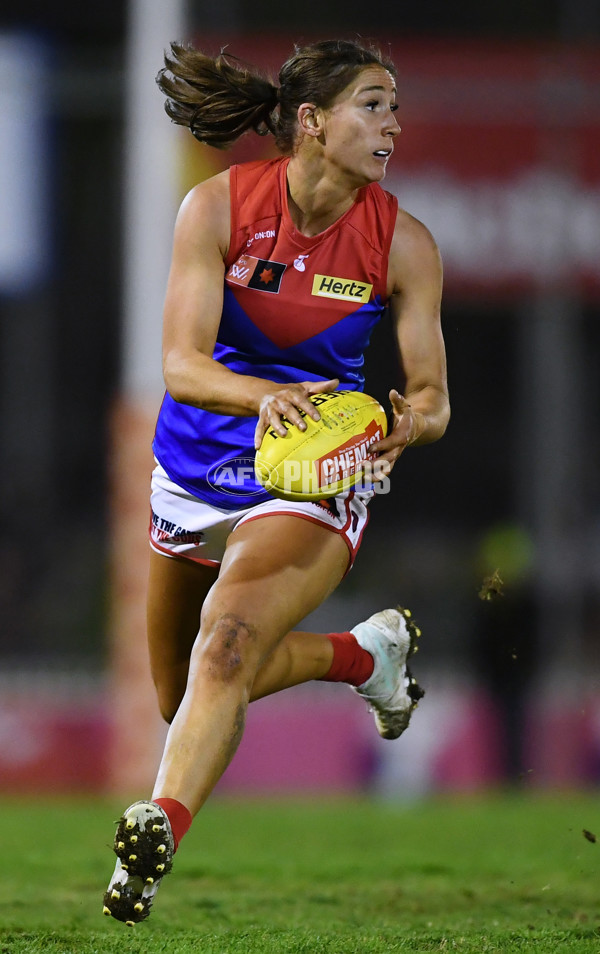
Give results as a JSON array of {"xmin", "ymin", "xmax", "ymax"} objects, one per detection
[
  {"xmin": 227, "ymin": 255, "xmax": 286, "ymax": 294},
  {"xmin": 311, "ymin": 274, "xmax": 372, "ymax": 303}
]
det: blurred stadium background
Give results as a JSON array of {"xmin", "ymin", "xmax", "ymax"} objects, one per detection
[{"xmin": 0, "ymin": 0, "xmax": 599, "ymax": 801}]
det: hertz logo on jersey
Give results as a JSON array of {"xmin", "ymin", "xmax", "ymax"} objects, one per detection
[{"xmin": 311, "ymin": 274, "xmax": 373, "ymax": 304}]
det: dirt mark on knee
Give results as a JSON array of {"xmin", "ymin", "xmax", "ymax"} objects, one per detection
[{"xmin": 204, "ymin": 614, "xmax": 258, "ymax": 683}]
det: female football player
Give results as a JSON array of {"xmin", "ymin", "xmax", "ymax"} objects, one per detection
[{"xmin": 103, "ymin": 37, "xmax": 449, "ymax": 924}]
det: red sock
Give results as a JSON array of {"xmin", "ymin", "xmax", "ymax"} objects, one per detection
[
  {"xmin": 154, "ymin": 797, "xmax": 193, "ymax": 852},
  {"xmin": 319, "ymin": 631, "xmax": 374, "ymax": 687}
]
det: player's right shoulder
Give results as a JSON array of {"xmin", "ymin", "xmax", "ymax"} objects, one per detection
[
  {"xmin": 179, "ymin": 170, "xmax": 230, "ymax": 221},
  {"xmin": 175, "ymin": 170, "xmax": 231, "ymax": 257}
]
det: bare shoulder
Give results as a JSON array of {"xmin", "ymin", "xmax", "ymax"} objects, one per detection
[
  {"xmin": 388, "ymin": 207, "xmax": 443, "ymax": 297},
  {"xmin": 175, "ymin": 169, "xmax": 231, "ymax": 258}
]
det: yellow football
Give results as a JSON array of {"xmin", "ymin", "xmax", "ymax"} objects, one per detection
[{"xmin": 255, "ymin": 390, "xmax": 388, "ymax": 501}]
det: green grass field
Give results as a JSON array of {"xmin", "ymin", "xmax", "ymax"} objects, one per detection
[{"xmin": 0, "ymin": 792, "xmax": 598, "ymax": 953}]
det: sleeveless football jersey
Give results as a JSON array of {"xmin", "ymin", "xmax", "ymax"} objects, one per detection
[{"xmin": 153, "ymin": 156, "xmax": 398, "ymax": 509}]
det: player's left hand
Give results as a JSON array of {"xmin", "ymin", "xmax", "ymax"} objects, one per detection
[{"xmin": 365, "ymin": 389, "xmax": 424, "ymax": 475}]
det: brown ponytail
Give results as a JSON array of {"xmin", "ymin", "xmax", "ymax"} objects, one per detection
[
  {"xmin": 156, "ymin": 43, "xmax": 279, "ymax": 149},
  {"xmin": 157, "ymin": 39, "xmax": 395, "ymax": 153}
]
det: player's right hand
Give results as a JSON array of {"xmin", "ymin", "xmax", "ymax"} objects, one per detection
[{"xmin": 254, "ymin": 378, "xmax": 339, "ymax": 449}]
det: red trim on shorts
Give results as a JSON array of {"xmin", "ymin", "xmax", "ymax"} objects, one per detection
[
  {"xmin": 149, "ymin": 537, "xmax": 222, "ymax": 567},
  {"xmin": 338, "ymin": 492, "xmax": 353, "ymax": 535},
  {"xmin": 147, "ymin": 496, "xmax": 369, "ymax": 573},
  {"xmin": 334, "ymin": 491, "xmax": 368, "ymax": 569},
  {"xmin": 352, "ymin": 504, "xmax": 370, "ymax": 556},
  {"xmin": 236, "ymin": 509, "xmax": 356, "ymax": 572},
  {"xmin": 343, "ymin": 490, "xmax": 371, "ymax": 563}
]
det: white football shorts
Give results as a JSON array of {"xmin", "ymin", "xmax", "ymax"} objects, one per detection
[{"xmin": 149, "ymin": 462, "xmax": 373, "ymax": 570}]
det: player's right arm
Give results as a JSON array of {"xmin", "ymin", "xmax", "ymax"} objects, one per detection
[{"xmin": 161, "ymin": 174, "xmax": 336, "ymax": 443}]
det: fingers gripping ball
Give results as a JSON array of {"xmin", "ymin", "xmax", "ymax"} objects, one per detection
[{"xmin": 255, "ymin": 390, "xmax": 387, "ymax": 501}]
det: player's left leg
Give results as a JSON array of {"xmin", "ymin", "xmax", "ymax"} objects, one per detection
[
  {"xmin": 144, "ymin": 538, "xmax": 419, "ymax": 729},
  {"xmin": 249, "ymin": 607, "xmax": 423, "ymax": 730}
]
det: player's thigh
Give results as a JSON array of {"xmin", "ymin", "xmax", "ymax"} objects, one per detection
[
  {"xmin": 147, "ymin": 549, "xmax": 219, "ymax": 694},
  {"xmin": 200, "ymin": 514, "xmax": 349, "ymax": 663}
]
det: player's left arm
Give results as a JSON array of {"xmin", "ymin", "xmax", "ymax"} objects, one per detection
[{"xmin": 368, "ymin": 208, "xmax": 450, "ymax": 471}]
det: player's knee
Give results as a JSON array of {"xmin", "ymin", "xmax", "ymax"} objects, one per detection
[{"xmin": 197, "ymin": 613, "xmax": 258, "ymax": 684}]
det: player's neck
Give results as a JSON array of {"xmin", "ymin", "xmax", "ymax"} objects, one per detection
[{"xmin": 286, "ymin": 156, "xmax": 359, "ymax": 237}]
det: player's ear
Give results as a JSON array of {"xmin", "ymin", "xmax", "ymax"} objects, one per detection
[{"xmin": 297, "ymin": 103, "xmax": 323, "ymax": 138}]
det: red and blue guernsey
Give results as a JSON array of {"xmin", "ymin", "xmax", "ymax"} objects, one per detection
[{"xmin": 153, "ymin": 156, "xmax": 398, "ymax": 509}]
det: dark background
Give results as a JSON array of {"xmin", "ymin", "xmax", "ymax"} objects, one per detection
[{"xmin": 0, "ymin": 0, "xmax": 598, "ymax": 701}]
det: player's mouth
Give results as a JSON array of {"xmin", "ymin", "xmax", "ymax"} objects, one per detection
[{"xmin": 373, "ymin": 149, "xmax": 392, "ymax": 161}]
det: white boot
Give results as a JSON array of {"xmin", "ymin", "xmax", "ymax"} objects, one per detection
[{"xmin": 351, "ymin": 607, "xmax": 424, "ymax": 740}]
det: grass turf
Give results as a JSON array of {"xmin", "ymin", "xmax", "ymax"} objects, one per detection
[{"xmin": 0, "ymin": 792, "xmax": 598, "ymax": 952}]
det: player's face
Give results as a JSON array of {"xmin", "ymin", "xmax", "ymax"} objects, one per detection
[{"xmin": 320, "ymin": 66, "xmax": 401, "ymax": 185}]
